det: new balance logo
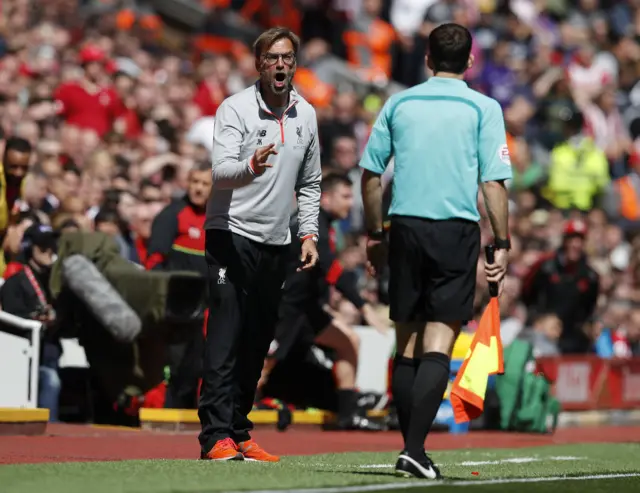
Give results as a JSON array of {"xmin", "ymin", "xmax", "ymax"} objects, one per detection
[{"xmin": 218, "ymin": 267, "xmax": 227, "ymax": 285}]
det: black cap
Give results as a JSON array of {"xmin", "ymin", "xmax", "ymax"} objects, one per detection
[{"xmin": 21, "ymin": 224, "xmax": 58, "ymax": 253}]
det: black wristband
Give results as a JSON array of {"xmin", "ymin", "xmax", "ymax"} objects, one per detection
[
  {"xmin": 495, "ymin": 238, "xmax": 511, "ymax": 250},
  {"xmin": 367, "ymin": 229, "xmax": 385, "ymax": 241}
]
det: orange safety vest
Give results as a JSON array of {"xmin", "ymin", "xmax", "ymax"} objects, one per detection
[
  {"xmin": 343, "ymin": 19, "xmax": 395, "ymax": 81},
  {"xmin": 617, "ymin": 175, "xmax": 640, "ymax": 220},
  {"xmin": 293, "ymin": 68, "xmax": 334, "ymax": 109}
]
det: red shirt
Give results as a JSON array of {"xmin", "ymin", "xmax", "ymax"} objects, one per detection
[
  {"xmin": 3, "ymin": 261, "xmax": 24, "ymax": 280},
  {"xmin": 115, "ymin": 107, "xmax": 142, "ymax": 140},
  {"xmin": 54, "ymin": 82, "xmax": 123, "ymax": 136},
  {"xmin": 193, "ymin": 81, "xmax": 226, "ymax": 117},
  {"xmin": 135, "ymin": 236, "xmax": 148, "ymax": 265}
]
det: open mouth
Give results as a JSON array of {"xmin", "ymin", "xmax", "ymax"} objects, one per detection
[{"xmin": 274, "ymin": 72, "xmax": 286, "ymax": 88}]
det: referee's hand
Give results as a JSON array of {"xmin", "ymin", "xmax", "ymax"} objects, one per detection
[
  {"xmin": 366, "ymin": 238, "xmax": 387, "ymax": 278},
  {"xmin": 252, "ymin": 144, "xmax": 278, "ymax": 174},
  {"xmin": 298, "ymin": 238, "xmax": 319, "ymax": 271},
  {"xmin": 484, "ymin": 248, "xmax": 508, "ymax": 296}
]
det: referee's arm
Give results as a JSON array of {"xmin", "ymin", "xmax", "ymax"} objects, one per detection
[
  {"xmin": 295, "ymin": 116, "xmax": 322, "ymax": 240},
  {"xmin": 478, "ymin": 100, "xmax": 513, "ymax": 242},
  {"xmin": 360, "ymin": 100, "xmax": 394, "ymax": 233},
  {"xmin": 211, "ymin": 101, "xmax": 256, "ymax": 190}
]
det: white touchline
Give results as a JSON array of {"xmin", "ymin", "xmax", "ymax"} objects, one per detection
[
  {"xmin": 358, "ymin": 456, "xmax": 584, "ymax": 469},
  {"xmin": 459, "ymin": 456, "xmax": 584, "ymax": 466},
  {"xmin": 240, "ymin": 473, "xmax": 640, "ymax": 493}
]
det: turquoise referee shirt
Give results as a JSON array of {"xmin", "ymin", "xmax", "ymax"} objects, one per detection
[{"xmin": 359, "ymin": 77, "xmax": 513, "ymax": 223}]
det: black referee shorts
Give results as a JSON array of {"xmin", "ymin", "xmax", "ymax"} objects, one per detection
[{"xmin": 388, "ymin": 215, "xmax": 480, "ymax": 324}]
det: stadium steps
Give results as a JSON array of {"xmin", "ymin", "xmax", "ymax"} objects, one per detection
[
  {"xmin": 138, "ymin": 408, "xmax": 388, "ymax": 432},
  {"xmin": 0, "ymin": 408, "xmax": 49, "ymax": 436}
]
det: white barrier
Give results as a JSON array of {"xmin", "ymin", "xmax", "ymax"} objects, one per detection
[
  {"xmin": 353, "ymin": 326, "xmax": 395, "ymax": 395},
  {"xmin": 0, "ymin": 316, "xmax": 392, "ymax": 408},
  {"xmin": 59, "ymin": 338, "xmax": 90, "ymax": 369},
  {"xmin": 0, "ymin": 310, "xmax": 42, "ymax": 408}
]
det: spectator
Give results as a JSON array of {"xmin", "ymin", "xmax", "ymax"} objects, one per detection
[
  {"xmin": 53, "ymin": 45, "xmax": 123, "ymax": 159},
  {"xmin": 604, "ymin": 153, "xmax": 640, "ymax": 231},
  {"xmin": 525, "ymin": 313, "xmax": 563, "ymax": 358},
  {"xmin": 193, "ymin": 57, "xmax": 233, "ymax": 117},
  {"xmin": 521, "ymin": 219, "xmax": 599, "ymax": 353},
  {"xmin": 543, "ymin": 107, "xmax": 610, "ymax": 212},
  {"xmin": 343, "ymin": 0, "xmax": 396, "ymax": 84},
  {"xmin": 0, "ymin": 137, "xmax": 34, "ymax": 275},
  {"xmin": 145, "ymin": 161, "xmax": 211, "ymax": 409},
  {"xmin": 0, "ymin": 224, "xmax": 60, "ymax": 421},
  {"xmin": 583, "ymin": 84, "xmax": 634, "ymax": 178}
]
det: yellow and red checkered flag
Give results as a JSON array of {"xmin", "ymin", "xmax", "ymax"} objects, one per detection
[{"xmin": 450, "ymin": 245, "xmax": 505, "ymax": 423}]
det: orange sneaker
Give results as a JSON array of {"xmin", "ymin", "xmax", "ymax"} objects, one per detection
[
  {"xmin": 200, "ymin": 438, "xmax": 243, "ymax": 461},
  {"xmin": 238, "ymin": 439, "xmax": 280, "ymax": 462}
]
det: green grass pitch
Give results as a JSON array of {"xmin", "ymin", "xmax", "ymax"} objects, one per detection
[{"xmin": 1, "ymin": 443, "xmax": 639, "ymax": 493}]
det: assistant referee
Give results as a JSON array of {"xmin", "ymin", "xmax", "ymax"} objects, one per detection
[
  {"xmin": 198, "ymin": 27, "xmax": 321, "ymax": 463},
  {"xmin": 360, "ymin": 23, "xmax": 512, "ymax": 479}
]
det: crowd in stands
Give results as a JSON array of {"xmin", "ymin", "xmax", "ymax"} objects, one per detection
[{"xmin": 1, "ymin": 0, "xmax": 640, "ymax": 419}]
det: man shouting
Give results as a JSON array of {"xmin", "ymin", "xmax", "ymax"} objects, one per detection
[{"xmin": 198, "ymin": 27, "xmax": 322, "ymax": 462}]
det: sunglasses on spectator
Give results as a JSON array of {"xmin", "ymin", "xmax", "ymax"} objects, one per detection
[{"xmin": 263, "ymin": 52, "xmax": 295, "ymax": 66}]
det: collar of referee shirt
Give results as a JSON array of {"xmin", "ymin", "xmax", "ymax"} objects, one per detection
[
  {"xmin": 253, "ymin": 81, "xmax": 299, "ymax": 116},
  {"xmin": 427, "ymin": 76, "xmax": 468, "ymax": 87}
]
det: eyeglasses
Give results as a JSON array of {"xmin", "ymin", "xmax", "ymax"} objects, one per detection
[{"xmin": 263, "ymin": 52, "xmax": 296, "ymax": 66}]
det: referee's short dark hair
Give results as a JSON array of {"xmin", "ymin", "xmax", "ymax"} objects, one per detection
[
  {"xmin": 321, "ymin": 172, "xmax": 352, "ymax": 193},
  {"xmin": 253, "ymin": 27, "xmax": 301, "ymax": 60},
  {"xmin": 428, "ymin": 23, "xmax": 473, "ymax": 75}
]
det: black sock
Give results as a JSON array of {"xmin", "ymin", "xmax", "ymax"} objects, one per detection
[
  {"xmin": 337, "ymin": 389, "xmax": 358, "ymax": 420},
  {"xmin": 405, "ymin": 352, "xmax": 450, "ymax": 457},
  {"xmin": 391, "ymin": 356, "xmax": 417, "ymax": 444}
]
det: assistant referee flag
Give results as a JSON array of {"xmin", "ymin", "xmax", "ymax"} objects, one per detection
[{"xmin": 450, "ymin": 283, "xmax": 504, "ymax": 423}]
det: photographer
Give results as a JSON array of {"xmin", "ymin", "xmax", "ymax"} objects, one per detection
[{"xmin": 0, "ymin": 224, "xmax": 60, "ymax": 421}]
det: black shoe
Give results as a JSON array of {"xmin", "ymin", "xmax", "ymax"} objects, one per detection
[
  {"xmin": 277, "ymin": 406, "xmax": 292, "ymax": 431},
  {"xmin": 395, "ymin": 451, "xmax": 442, "ymax": 479}
]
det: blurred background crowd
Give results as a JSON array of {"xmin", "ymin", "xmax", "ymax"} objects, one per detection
[{"xmin": 1, "ymin": 0, "xmax": 640, "ymax": 420}]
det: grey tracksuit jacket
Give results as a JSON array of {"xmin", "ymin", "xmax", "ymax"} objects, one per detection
[{"xmin": 205, "ymin": 82, "xmax": 322, "ymax": 246}]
